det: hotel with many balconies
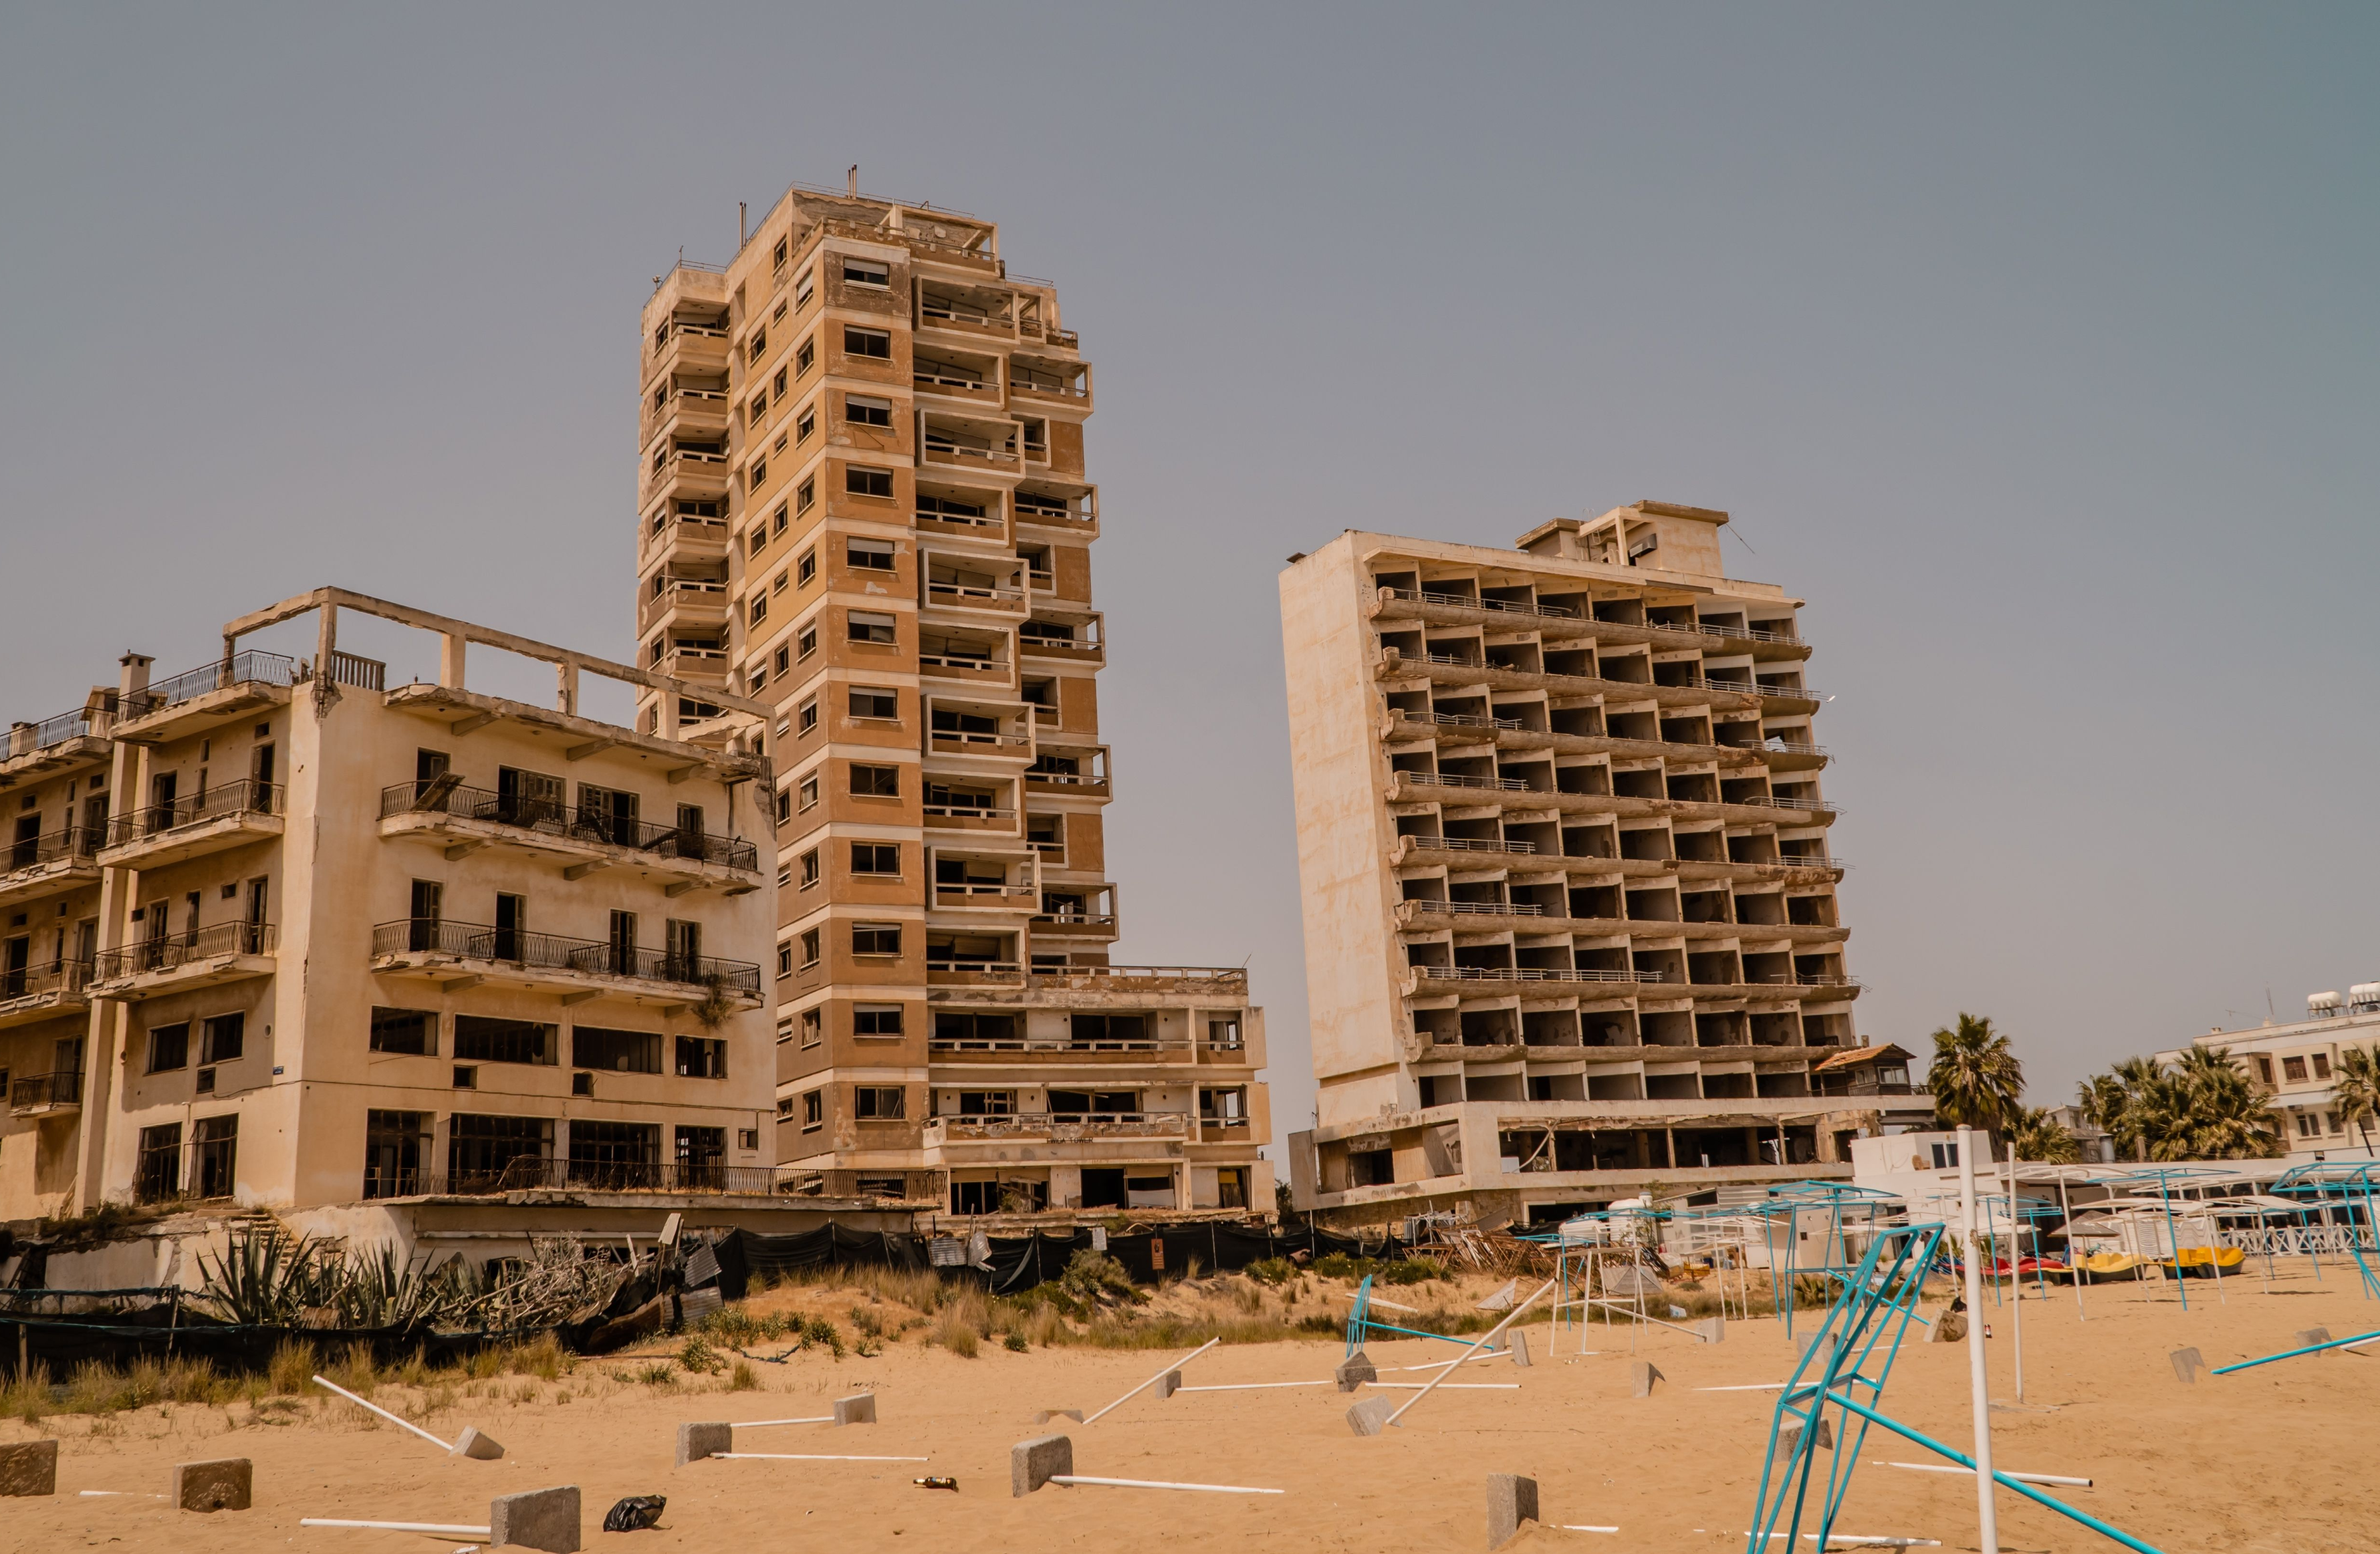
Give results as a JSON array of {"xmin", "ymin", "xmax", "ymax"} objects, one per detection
[
  {"xmin": 0, "ymin": 588, "xmax": 776, "ymax": 1218},
  {"xmin": 633, "ymin": 179, "xmax": 1270, "ymax": 1217},
  {"xmin": 1279, "ymin": 506, "xmax": 1913, "ymax": 1228}
]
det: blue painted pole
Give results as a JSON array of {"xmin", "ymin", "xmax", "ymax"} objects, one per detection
[{"xmin": 2210, "ymin": 1326, "xmax": 2380, "ymax": 1374}]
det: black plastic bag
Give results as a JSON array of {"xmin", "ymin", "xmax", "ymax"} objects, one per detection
[{"xmin": 602, "ymin": 1495, "xmax": 667, "ymax": 1532}]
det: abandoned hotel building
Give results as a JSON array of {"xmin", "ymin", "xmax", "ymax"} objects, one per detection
[
  {"xmin": 0, "ymin": 588, "xmax": 777, "ymax": 1222},
  {"xmin": 1281, "ymin": 506, "xmax": 1921, "ymax": 1227},
  {"xmin": 633, "ymin": 179, "xmax": 1270, "ymax": 1216}
]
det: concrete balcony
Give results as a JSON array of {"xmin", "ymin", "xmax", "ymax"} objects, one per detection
[
  {"xmin": 1025, "ymin": 746, "xmax": 1109, "ymax": 797},
  {"xmin": 368, "ymin": 918, "xmax": 762, "ymax": 1008},
  {"xmin": 917, "ymin": 648, "xmax": 1013, "ymax": 688},
  {"xmin": 1403, "ymin": 964, "xmax": 1665, "ymax": 996},
  {"xmin": 98, "ymin": 779, "xmax": 285, "ymax": 870},
  {"xmin": 1018, "ymin": 613, "xmax": 1104, "ymax": 666},
  {"xmin": 923, "ymin": 578, "xmax": 1028, "ymax": 618},
  {"xmin": 643, "ymin": 448, "xmax": 732, "ymax": 505},
  {"xmin": 1394, "ymin": 900, "xmax": 1847, "ymax": 948},
  {"xmin": 650, "ymin": 321, "xmax": 730, "ymax": 380},
  {"xmin": 1008, "ymin": 356, "xmax": 1092, "ymax": 412},
  {"xmin": 1381, "ymin": 648, "xmax": 1770, "ymax": 717},
  {"xmin": 377, "ymin": 781, "xmax": 762, "ymax": 893},
  {"xmin": 920, "ymin": 414, "xmax": 1022, "ymax": 475},
  {"xmin": 912, "ymin": 354, "xmax": 1003, "ymax": 408},
  {"xmin": 931, "ymin": 882, "xmax": 1038, "ymax": 913},
  {"xmin": 927, "ymin": 727, "xmax": 1033, "ymax": 761},
  {"xmin": 1394, "ymin": 709, "xmax": 1768, "ymax": 773},
  {"xmin": 110, "ymin": 652, "xmax": 298, "ymax": 745},
  {"xmin": 1385, "ymin": 771, "xmax": 1838, "ymax": 829},
  {"xmin": 640, "ymin": 577, "xmax": 732, "ymax": 635},
  {"xmin": 657, "ymin": 646, "xmax": 732, "ymax": 683},
  {"xmin": 2, "ymin": 704, "xmax": 115, "ymax": 787},
  {"xmin": 642, "ymin": 512, "xmax": 731, "ymax": 563},
  {"xmin": 0, "ymin": 959, "xmax": 94, "ymax": 1030},
  {"xmin": 923, "ymin": 803, "xmax": 1018, "ymax": 833},
  {"xmin": 90, "ymin": 922, "xmax": 278, "ymax": 1002},
  {"xmin": 0, "ymin": 827, "xmax": 102, "ymax": 912},
  {"xmin": 917, "ymin": 285, "xmax": 1017, "ymax": 342},
  {"xmin": 927, "ymin": 1111, "xmax": 1191, "ymax": 1144},
  {"xmin": 1032, "ymin": 907, "xmax": 1118, "ymax": 940},
  {"xmin": 1369, "ymin": 588, "xmax": 1814, "ymax": 662},
  {"xmin": 926, "ymin": 959, "xmax": 1026, "ymax": 988},
  {"xmin": 643, "ymin": 385, "xmax": 731, "ymax": 447},
  {"xmin": 1011, "ymin": 485, "xmax": 1098, "ymax": 539},
  {"xmin": 9, "ymin": 1067, "xmax": 82, "ymax": 1116}
]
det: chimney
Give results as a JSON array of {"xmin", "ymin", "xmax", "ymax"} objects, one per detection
[
  {"xmin": 118, "ymin": 652, "xmax": 154, "ymax": 698},
  {"xmin": 848, "ymin": 164, "xmax": 858, "ymax": 197}
]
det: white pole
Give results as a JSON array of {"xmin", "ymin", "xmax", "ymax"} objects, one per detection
[
  {"xmin": 310, "ymin": 1374, "xmax": 455, "ymax": 1453},
  {"xmin": 2003, "ymin": 1152, "xmax": 2024, "ymax": 1403},
  {"xmin": 734, "ymin": 1415, "xmax": 836, "ymax": 1426},
  {"xmin": 1885, "ymin": 1461, "xmax": 2092, "ymax": 1489},
  {"xmin": 2059, "ymin": 1174, "xmax": 2085, "ymax": 1321},
  {"xmin": 1383, "ymin": 1277, "xmax": 1554, "ymax": 1426},
  {"xmin": 1083, "ymin": 1336, "xmax": 1220, "ymax": 1424},
  {"xmin": 1047, "ymin": 1474, "xmax": 1284, "ymax": 1495},
  {"xmin": 1957, "ymin": 1125, "xmax": 1999, "ymax": 1554},
  {"xmin": 711, "ymin": 1452, "xmax": 930, "ymax": 1462},
  {"xmin": 300, "ymin": 1520, "xmax": 494, "ymax": 1536}
]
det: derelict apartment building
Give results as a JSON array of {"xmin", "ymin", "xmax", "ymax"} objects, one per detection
[
  {"xmin": 0, "ymin": 588, "xmax": 776, "ymax": 1218},
  {"xmin": 632, "ymin": 180, "xmax": 1270, "ymax": 1216},
  {"xmin": 1280, "ymin": 506, "xmax": 1907, "ymax": 1228}
]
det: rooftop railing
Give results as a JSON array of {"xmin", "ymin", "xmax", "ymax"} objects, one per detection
[
  {"xmin": 377, "ymin": 781, "xmax": 760, "ymax": 872},
  {"xmin": 121, "ymin": 652, "xmax": 299, "ymax": 720},
  {"xmin": 94, "ymin": 920, "xmax": 277, "ymax": 981},
  {"xmin": 370, "ymin": 918, "xmax": 761, "ymax": 996},
  {"xmin": 105, "ymin": 779, "xmax": 282, "ymax": 848}
]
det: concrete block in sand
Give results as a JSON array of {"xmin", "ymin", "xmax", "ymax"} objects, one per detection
[
  {"xmin": 1012, "ymin": 1434, "xmax": 1073, "ymax": 1496},
  {"xmin": 677, "ymin": 1422, "xmax": 732, "ymax": 1466},
  {"xmin": 1033, "ymin": 1408, "xmax": 1084, "ymax": 1424},
  {"xmin": 0, "ymin": 1439, "xmax": 57, "ymax": 1496},
  {"xmin": 1487, "ymin": 1473, "xmax": 1539, "ymax": 1549},
  {"xmin": 1153, "ymin": 1368, "xmax": 1182, "ymax": 1400},
  {"xmin": 1630, "ymin": 1360, "xmax": 1664, "ymax": 1398},
  {"xmin": 834, "ymin": 1393, "xmax": 877, "ymax": 1426},
  {"xmin": 1336, "ymin": 1351, "xmax": 1377, "ymax": 1391},
  {"xmin": 2296, "ymin": 1327, "xmax": 2333, "ymax": 1352},
  {"xmin": 453, "ymin": 1426, "xmax": 505, "ymax": 1460},
  {"xmin": 1699, "ymin": 1316, "xmax": 1725, "ymax": 1345},
  {"xmin": 1346, "ymin": 1396, "xmax": 1397, "ymax": 1436},
  {"xmin": 2170, "ymin": 1347, "xmax": 2204, "ymax": 1383},
  {"xmin": 491, "ymin": 1485, "xmax": 581, "ymax": 1551},
  {"xmin": 174, "ymin": 1458, "xmax": 251, "ymax": 1513},
  {"xmin": 1508, "ymin": 1331, "xmax": 1531, "ymax": 1367}
]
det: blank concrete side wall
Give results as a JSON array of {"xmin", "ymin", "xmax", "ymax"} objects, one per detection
[{"xmin": 1279, "ymin": 537, "xmax": 1405, "ymax": 1130}]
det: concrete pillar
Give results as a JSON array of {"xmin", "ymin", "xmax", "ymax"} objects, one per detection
[
  {"xmin": 556, "ymin": 662, "xmax": 579, "ymax": 717},
  {"xmin": 1486, "ymin": 1474, "xmax": 1539, "ymax": 1549},
  {"xmin": 439, "ymin": 633, "xmax": 467, "ymax": 690}
]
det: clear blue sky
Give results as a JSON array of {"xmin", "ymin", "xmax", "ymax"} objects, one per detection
[{"xmin": 4, "ymin": 6, "xmax": 2374, "ymax": 1155}]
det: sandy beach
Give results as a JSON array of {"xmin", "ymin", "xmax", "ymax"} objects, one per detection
[{"xmin": 6, "ymin": 1269, "xmax": 2376, "ymax": 1554}]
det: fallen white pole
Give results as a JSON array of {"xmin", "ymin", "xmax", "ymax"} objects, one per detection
[
  {"xmin": 1332, "ymin": 1288, "xmax": 1423, "ymax": 1313},
  {"xmin": 1083, "ymin": 1336, "xmax": 1221, "ymax": 1424},
  {"xmin": 1177, "ymin": 1380, "xmax": 1334, "ymax": 1391},
  {"xmin": 300, "ymin": 1519, "xmax": 495, "ymax": 1536},
  {"xmin": 712, "ymin": 1452, "xmax": 929, "ymax": 1462},
  {"xmin": 735, "ymin": 1415, "xmax": 836, "ymax": 1426},
  {"xmin": 1379, "ymin": 1350, "xmax": 1509, "ymax": 1371},
  {"xmin": 1582, "ymin": 1295, "xmax": 1706, "ymax": 1338},
  {"xmin": 1048, "ymin": 1474, "xmax": 1282, "ymax": 1495},
  {"xmin": 1558, "ymin": 1527, "xmax": 1620, "ymax": 1535},
  {"xmin": 78, "ymin": 1491, "xmax": 165, "ymax": 1498},
  {"xmin": 1759, "ymin": 1536, "xmax": 1941, "ymax": 1548},
  {"xmin": 311, "ymin": 1375, "xmax": 455, "ymax": 1453},
  {"xmin": 1697, "ymin": 1382, "xmax": 1788, "ymax": 1392},
  {"xmin": 1384, "ymin": 1277, "xmax": 1554, "ymax": 1426},
  {"xmin": 1886, "ymin": 1461, "xmax": 2091, "ymax": 1489},
  {"xmin": 1365, "ymin": 1381, "xmax": 1520, "ymax": 1390}
]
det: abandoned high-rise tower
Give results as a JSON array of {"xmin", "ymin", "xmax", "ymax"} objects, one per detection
[
  {"xmin": 1280, "ymin": 507, "xmax": 1917, "ymax": 1228},
  {"xmin": 633, "ymin": 181, "xmax": 1271, "ymax": 1216}
]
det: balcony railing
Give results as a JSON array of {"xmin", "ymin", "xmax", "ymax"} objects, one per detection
[
  {"xmin": 924, "ymin": 803, "xmax": 1016, "ymax": 821},
  {"xmin": 370, "ymin": 918, "xmax": 761, "ymax": 996},
  {"xmin": 1746, "ymin": 793, "xmax": 1837, "ymax": 815},
  {"xmin": 94, "ymin": 920, "xmax": 277, "ymax": 981},
  {"xmin": 928, "ymin": 1033, "xmax": 1195, "ymax": 1054},
  {"xmin": 1380, "ymin": 588, "xmax": 1801, "ymax": 644},
  {"xmin": 1406, "ymin": 899, "xmax": 1545, "ymax": 917},
  {"xmin": 1408, "ymin": 835, "xmax": 1538, "ymax": 855},
  {"xmin": 920, "ymin": 295, "xmax": 1011, "ymax": 330},
  {"xmin": 918, "ymin": 651, "xmax": 1007, "ymax": 674},
  {"xmin": 1026, "ymin": 964, "xmax": 1249, "ymax": 991},
  {"xmin": 914, "ymin": 362, "xmax": 996, "ymax": 392},
  {"xmin": 9, "ymin": 1070, "xmax": 82, "ymax": 1111},
  {"xmin": 926, "ymin": 581, "xmax": 1026, "ymax": 608},
  {"xmin": 914, "ymin": 503, "xmax": 1003, "ymax": 531},
  {"xmin": 1034, "ymin": 910, "xmax": 1117, "ymax": 928},
  {"xmin": 937, "ymin": 1112, "xmax": 1190, "ymax": 1140},
  {"xmin": 4, "ymin": 825, "xmax": 101, "ymax": 873},
  {"xmin": 1814, "ymin": 1079, "xmax": 1921, "ymax": 1098},
  {"xmin": 1411, "ymin": 966, "xmax": 1659, "ymax": 984},
  {"xmin": 0, "ymin": 958, "xmax": 94, "ymax": 1002},
  {"xmin": 1399, "ymin": 771, "xmax": 1528, "ymax": 792},
  {"xmin": 377, "ymin": 782, "xmax": 760, "ymax": 872},
  {"xmin": 104, "ymin": 779, "xmax": 282, "ymax": 848},
  {"xmin": 935, "ymin": 884, "xmax": 1037, "ymax": 903},
  {"xmin": 1395, "ymin": 709, "xmax": 1522, "ymax": 731},
  {"xmin": 11, "ymin": 704, "xmax": 114, "ymax": 757},
  {"xmin": 121, "ymin": 652, "xmax": 299, "ymax": 719},
  {"xmin": 367, "ymin": 1158, "xmax": 814, "ymax": 1199},
  {"xmin": 930, "ymin": 729, "xmax": 1031, "ymax": 751},
  {"xmin": 927, "ymin": 958, "xmax": 1024, "ymax": 978}
]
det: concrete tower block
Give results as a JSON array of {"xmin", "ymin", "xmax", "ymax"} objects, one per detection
[
  {"xmin": 1346, "ymin": 1396, "xmax": 1398, "ymax": 1436},
  {"xmin": 173, "ymin": 1458, "xmax": 251, "ymax": 1513},
  {"xmin": 1487, "ymin": 1473, "xmax": 1540, "ymax": 1549},
  {"xmin": 491, "ymin": 1485, "xmax": 582, "ymax": 1551},
  {"xmin": 1012, "ymin": 1434, "xmax": 1073, "ymax": 1497},
  {"xmin": 0, "ymin": 1439, "xmax": 58, "ymax": 1497},
  {"xmin": 677, "ymin": 1423, "xmax": 732, "ymax": 1465},
  {"xmin": 834, "ymin": 1393, "xmax": 877, "ymax": 1426},
  {"xmin": 1335, "ymin": 1351, "xmax": 1378, "ymax": 1391}
]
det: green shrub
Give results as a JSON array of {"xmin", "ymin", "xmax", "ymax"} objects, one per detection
[
  {"xmin": 1059, "ymin": 1249, "xmax": 1141, "ymax": 1304},
  {"xmin": 1312, "ymin": 1253, "xmax": 1372, "ymax": 1280},
  {"xmin": 1003, "ymin": 1333, "xmax": 1029, "ymax": 1353},
  {"xmin": 1380, "ymin": 1257, "xmax": 1445, "ymax": 1286},
  {"xmin": 677, "ymin": 1337, "xmax": 723, "ymax": 1374},
  {"xmin": 1244, "ymin": 1257, "xmax": 1296, "ymax": 1286}
]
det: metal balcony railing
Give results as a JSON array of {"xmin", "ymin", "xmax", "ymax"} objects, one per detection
[
  {"xmin": 369, "ymin": 918, "xmax": 761, "ymax": 996},
  {"xmin": 369, "ymin": 1158, "xmax": 810, "ymax": 1199},
  {"xmin": 94, "ymin": 921, "xmax": 277, "ymax": 980},
  {"xmin": 1407, "ymin": 835, "xmax": 1538, "ymax": 855},
  {"xmin": 14, "ymin": 704, "xmax": 114, "ymax": 754},
  {"xmin": 926, "ymin": 958, "xmax": 1024, "ymax": 977},
  {"xmin": 10, "ymin": 1070, "xmax": 82, "ymax": 1110},
  {"xmin": 1395, "ymin": 709, "xmax": 1522, "ymax": 731},
  {"xmin": 1398, "ymin": 771, "xmax": 1529, "ymax": 792},
  {"xmin": 377, "ymin": 782, "xmax": 760, "ymax": 872},
  {"xmin": 120, "ymin": 652, "xmax": 299, "ymax": 719},
  {"xmin": 1411, "ymin": 966, "xmax": 1660, "ymax": 984},
  {"xmin": 105, "ymin": 779, "xmax": 283, "ymax": 847},
  {"xmin": 4, "ymin": 825, "xmax": 102, "ymax": 873},
  {"xmin": 0, "ymin": 958, "xmax": 94, "ymax": 1002},
  {"xmin": 937, "ymin": 1111, "xmax": 1191, "ymax": 1139},
  {"xmin": 1380, "ymin": 588, "xmax": 1802, "ymax": 644},
  {"xmin": 924, "ymin": 803, "xmax": 1016, "ymax": 821},
  {"xmin": 1405, "ymin": 899, "xmax": 1545, "ymax": 917}
]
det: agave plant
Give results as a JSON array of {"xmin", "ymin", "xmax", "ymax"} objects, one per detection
[{"xmin": 196, "ymin": 1226, "xmax": 331, "ymax": 1326}]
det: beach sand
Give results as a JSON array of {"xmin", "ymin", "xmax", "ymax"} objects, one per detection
[{"xmin": 6, "ymin": 1270, "xmax": 2375, "ymax": 1553}]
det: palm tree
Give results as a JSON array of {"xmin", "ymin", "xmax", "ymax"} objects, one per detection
[
  {"xmin": 2181, "ymin": 1063, "xmax": 2286, "ymax": 1160},
  {"xmin": 2125, "ymin": 1067, "xmax": 2200, "ymax": 1161},
  {"xmin": 1927, "ymin": 1013, "xmax": 2026, "ymax": 1134},
  {"xmin": 2008, "ymin": 1105, "xmax": 2080, "ymax": 1164},
  {"xmin": 2103, "ymin": 1055, "xmax": 2165, "ymax": 1161},
  {"xmin": 2074, "ymin": 1073, "xmax": 2129, "ymax": 1160},
  {"xmin": 2332, "ymin": 1045, "xmax": 2380, "ymax": 1158}
]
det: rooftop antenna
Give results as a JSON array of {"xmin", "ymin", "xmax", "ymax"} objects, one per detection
[
  {"xmin": 739, "ymin": 201, "xmax": 747, "ymax": 247},
  {"xmin": 848, "ymin": 164, "xmax": 859, "ymax": 197}
]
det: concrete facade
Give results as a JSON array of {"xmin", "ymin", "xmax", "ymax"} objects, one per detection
[
  {"xmin": 1280, "ymin": 509, "xmax": 1900, "ymax": 1227},
  {"xmin": 632, "ymin": 180, "xmax": 1269, "ymax": 1216},
  {"xmin": 2162, "ymin": 991, "xmax": 2380, "ymax": 1163},
  {"xmin": 0, "ymin": 588, "xmax": 775, "ymax": 1217}
]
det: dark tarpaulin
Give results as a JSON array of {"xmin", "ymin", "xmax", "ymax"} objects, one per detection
[
  {"xmin": 2, "ymin": 1307, "xmax": 500, "ymax": 1376},
  {"xmin": 728, "ymin": 1225, "xmax": 929, "ymax": 1285},
  {"xmin": 979, "ymin": 1222, "xmax": 1411, "ymax": 1294}
]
